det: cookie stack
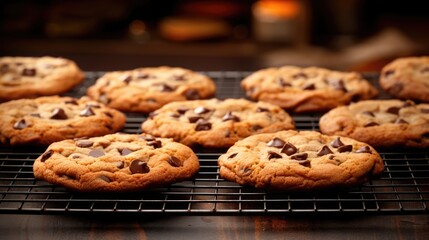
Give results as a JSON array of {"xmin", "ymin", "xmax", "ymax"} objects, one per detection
[{"xmin": 2, "ymin": 55, "xmax": 427, "ymax": 192}]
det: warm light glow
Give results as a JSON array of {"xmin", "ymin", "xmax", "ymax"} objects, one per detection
[{"xmin": 253, "ymin": 0, "xmax": 300, "ymax": 20}]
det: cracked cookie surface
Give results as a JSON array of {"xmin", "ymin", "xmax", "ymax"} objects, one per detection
[
  {"xmin": 141, "ymin": 98, "xmax": 295, "ymax": 148},
  {"xmin": 319, "ymin": 99, "xmax": 429, "ymax": 148},
  {"xmin": 33, "ymin": 133, "xmax": 200, "ymax": 192},
  {"xmin": 86, "ymin": 66, "xmax": 216, "ymax": 113},
  {"xmin": 380, "ymin": 56, "xmax": 429, "ymax": 102},
  {"xmin": 218, "ymin": 130, "xmax": 384, "ymax": 191},
  {"xmin": 241, "ymin": 66, "xmax": 378, "ymax": 112},
  {"xmin": 0, "ymin": 56, "xmax": 84, "ymax": 101},
  {"xmin": 0, "ymin": 96, "xmax": 126, "ymax": 145}
]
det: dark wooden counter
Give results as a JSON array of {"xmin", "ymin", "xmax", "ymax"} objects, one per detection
[{"xmin": 1, "ymin": 214, "xmax": 428, "ymax": 239}]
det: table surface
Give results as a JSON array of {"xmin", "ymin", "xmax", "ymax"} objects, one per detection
[{"xmin": 1, "ymin": 41, "xmax": 429, "ymax": 240}]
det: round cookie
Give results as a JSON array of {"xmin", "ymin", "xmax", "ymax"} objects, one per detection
[
  {"xmin": 33, "ymin": 133, "xmax": 199, "ymax": 192},
  {"xmin": 0, "ymin": 56, "xmax": 84, "ymax": 101},
  {"xmin": 319, "ymin": 99, "xmax": 429, "ymax": 148},
  {"xmin": 218, "ymin": 130, "xmax": 384, "ymax": 191},
  {"xmin": 141, "ymin": 98, "xmax": 295, "ymax": 148},
  {"xmin": 86, "ymin": 66, "xmax": 216, "ymax": 113},
  {"xmin": 241, "ymin": 66, "xmax": 378, "ymax": 112},
  {"xmin": 0, "ymin": 96, "xmax": 126, "ymax": 146},
  {"xmin": 380, "ymin": 56, "xmax": 429, "ymax": 102}
]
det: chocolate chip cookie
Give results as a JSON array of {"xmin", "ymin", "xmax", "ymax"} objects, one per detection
[
  {"xmin": 241, "ymin": 66, "xmax": 378, "ymax": 112},
  {"xmin": 218, "ymin": 130, "xmax": 384, "ymax": 191},
  {"xmin": 86, "ymin": 66, "xmax": 216, "ymax": 113},
  {"xmin": 0, "ymin": 56, "xmax": 84, "ymax": 101},
  {"xmin": 380, "ymin": 56, "xmax": 429, "ymax": 102},
  {"xmin": 141, "ymin": 98, "xmax": 295, "ymax": 148},
  {"xmin": 319, "ymin": 99, "xmax": 429, "ymax": 148},
  {"xmin": 0, "ymin": 96, "xmax": 126, "ymax": 146},
  {"xmin": 33, "ymin": 133, "xmax": 199, "ymax": 192}
]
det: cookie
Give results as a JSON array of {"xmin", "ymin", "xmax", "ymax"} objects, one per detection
[
  {"xmin": 141, "ymin": 98, "xmax": 295, "ymax": 148},
  {"xmin": 319, "ymin": 99, "xmax": 429, "ymax": 148},
  {"xmin": 218, "ymin": 130, "xmax": 384, "ymax": 191},
  {"xmin": 86, "ymin": 66, "xmax": 216, "ymax": 113},
  {"xmin": 0, "ymin": 96, "xmax": 126, "ymax": 146},
  {"xmin": 380, "ymin": 56, "xmax": 429, "ymax": 102},
  {"xmin": 33, "ymin": 133, "xmax": 199, "ymax": 192},
  {"xmin": 0, "ymin": 56, "xmax": 84, "ymax": 101},
  {"xmin": 241, "ymin": 66, "xmax": 378, "ymax": 112}
]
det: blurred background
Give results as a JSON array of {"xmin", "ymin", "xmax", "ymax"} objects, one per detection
[{"xmin": 1, "ymin": 0, "xmax": 428, "ymax": 71}]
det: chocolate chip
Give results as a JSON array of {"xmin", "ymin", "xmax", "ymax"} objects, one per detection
[
  {"xmin": 421, "ymin": 67, "xmax": 429, "ymax": 73},
  {"xmin": 80, "ymin": 106, "xmax": 95, "ymax": 117},
  {"xmin": 364, "ymin": 122, "xmax": 379, "ymax": 127},
  {"xmin": 331, "ymin": 137, "xmax": 344, "ymax": 148},
  {"xmin": 120, "ymin": 148, "xmax": 133, "ymax": 156},
  {"xmin": 121, "ymin": 75, "xmax": 132, "ymax": 84},
  {"xmin": 384, "ymin": 69, "xmax": 395, "ymax": 77},
  {"xmin": 394, "ymin": 118, "xmax": 408, "ymax": 124},
  {"xmin": 303, "ymin": 83, "xmax": 315, "ymax": 90},
  {"xmin": 240, "ymin": 167, "xmax": 252, "ymax": 176},
  {"xmin": 222, "ymin": 112, "xmax": 240, "ymax": 122},
  {"xmin": 256, "ymin": 107, "xmax": 269, "ymax": 112},
  {"xmin": 317, "ymin": 145, "xmax": 333, "ymax": 156},
  {"xmin": 386, "ymin": 106, "xmax": 400, "ymax": 115},
  {"xmin": 89, "ymin": 149, "xmax": 105, "ymax": 158},
  {"xmin": 351, "ymin": 94, "xmax": 361, "ymax": 102},
  {"xmin": 98, "ymin": 175, "xmax": 111, "ymax": 183},
  {"xmin": 267, "ymin": 137, "xmax": 286, "ymax": 148},
  {"xmin": 252, "ymin": 125, "xmax": 263, "ymax": 131},
  {"xmin": 389, "ymin": 83, "xmax": 403, "ymax": 95},
  {"xmin": 30, "ymin": 113, "xmax": 41, "ymax": 118},
  {"xmin": 278, "ymin": 77, "xmax": 291, "ymax": 87},
  {"xmin": 281, "ymin": 142, "xmax": 298, "ymax": 156},
  {"xmin": 76, "ymin": 140, "xmax": 94, "ymax": 148},
  {"xmin": 268, "ymin": 151, "xmax": 282, "ymax": 160},
  {"xmin": 65, "ymin": 99, "xmax": 78, "ymax": 105},
  {"xmin": 50, "ymin": 108, "xmax": 68, "ymax": 120},
  {"xmin": 147, "ymin": 140, "xmax": 162, "ymax": 148},
  {"xmin": 421, "ymin": 108, "xmax": 429, "ymax": 113},
  {"xmin": 142, "ymin": 135, "xmax": 156, "ymax": 141},
  {"xmin": 177, "ymin": 107, "xmax": 188, "ymax": 114},
  {"xmin": 160, "ymin": 84, "xmax": 175, "ymax": 92},
  {"xmin": 40, "ymin": 149, "xmax": 54, "ymax": 162},
  {"xmin": 137, "ymin": 72, "xmax": 150, "ymax": 79},
  {"xmin": 22, "ymin": 68, "xmax": 36, "ymax": 76},
  {"xmin": 167, "ymin": 156, "xmax": 182, "ymax": 167},
  {"xmin": 129, "ymin": 159, "xmax": 150, "ymax": 174},
  {"xmin": 331, "ymin": 79, "xmax": 347, "ymax": 92},
  {"xmin": 195, "ymin": 119, "xmax": 212, "ymax": 131},
  {"xmin": 172, "ymin": 75, "xmax": 185, "ymax": 81},
  {"xmin": 338, "ymin": 145, "xmax": 353, "ymax": 153},
  {"xmin": 169, "ymin": 113, "xmax": 180, "ymax": 118},
  {"xmin": 291, "ymin": 153, "xmax": 308, "ymax": 160},
  {"xmin": 13, "ymin": 119, "xmax": 27, "ymax": 129},
  {"xmin": 188, "ymin": 115, "xmax": 204, "ymax": 123},
  {"xmin": 356, "ymin": 146, "xmax": 371, "ymax": 153},
  {"xmin": 116, "ymin": 161, "xmax": 125, "ymax": 169},
  {"xmin": 292, "ymin": 72, "xmax": 308, "ymax": 79},
  {"xmin": 228, "ymin": 153, "xmax": 238, "ymax": 159},
  {"xmin": 362, "ymin": 111, "xmax": 375, "ymax": 117},
  {"xmin": 403, "ymin": 100, "xmax": 415, "ymax": 108},
  {"xmin": 184, "ymin": 89, "xmax": 200, "ymax": 100},
  {"xmin": 194, "ymin": 106, "xmax": 210, "ymax": 114}
]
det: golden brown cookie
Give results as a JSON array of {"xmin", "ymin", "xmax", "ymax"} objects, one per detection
[
  {"xmin": 241, "ymin": 66, "xmax": 378, "ymax": 112},
  {"xmin": 33, "ymin": 133, "xmax": 200, "ymax": 192},
  {"xmin": 380, "ymin": 56, "xmax": 429, "ymax": 102},
  {"xmin": 86, "ymin": 66, "xmax": 216, "ymax": 113},
  {"xmin": 319, "ymin": 99, "xmax": 429, "ymax": 148},
  {"xmin": 0, "ymin": 96, "xmax": 126, "ymax": 146},
  {"xmin": 218, "ymin": 130, "xmax": 384, "ymax": 191},
  {"xmin": 141, "ymin": 98, "xmax": 295, "ymax": 148},
  {"xmin": 0, "ymin": 56, "xmax": 84, "ymax": 101}
]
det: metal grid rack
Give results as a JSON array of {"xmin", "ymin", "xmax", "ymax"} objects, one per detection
[{"xmin": 0, "ymin": 72, "xmax": 428, "ymax": 215}]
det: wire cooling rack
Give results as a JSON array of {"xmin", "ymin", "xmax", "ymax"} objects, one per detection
[{"xmin": 0, "ymin": 72, "xmax": 428, "ymax": 215}]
